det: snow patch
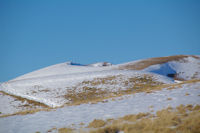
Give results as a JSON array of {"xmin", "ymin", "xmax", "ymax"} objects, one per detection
[
  {"xmin": 143, "ymin": 56, "xmax": 200, "ymax": 80},
  {"xmin": 88, "ymin": 62, "xmax": 112, "ymax": 67}
]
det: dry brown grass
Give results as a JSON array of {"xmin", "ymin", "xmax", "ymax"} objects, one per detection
[
  {"xmin": 58, "ymin": 128, "xmax": 74, "ymax": 133},
  {"xmin": 166, "ymin": 79, "xmax": 200, "ymax": 91},
  {"xmin": 121, "ymin": 112, "xmax": 150, "ymax": 122},
  {"xmin": 89, "ymin": 104, "xmax": 200, "ymax": 133},
  {"xmin": 167, "ymin": 98, "xmax": 172, "ymax": 100},
  {"xmin": 118, "ymin": 55, "xmax": 199, "ymax": 70},
  {"xmin": 0, "ymin": 91, "xmax": 52, "ymax": 117},
  {"xmin": 82, "ymin": 76, "xmax": 117, "ymax": 86},
  {"xmin": 185, "ymin": 92, "xmax": 190, "ymax": 96},
  {"xmin": 64, "ymin": 77, "xmax": 200, "ymax": 106},
  {"xmin": 0, "ymin": 91, "xmax": 48, "ymax": 108},
  {"xmin": 0, "ymin": 108, "xmax": 51, "ymax": 118},
  {"xmin": 64, "ymin": 75, "xmax": 164, "ymax": 105},
  {"xmin": 88, "ymin": 119, "xmax": 106, "ymax": 128}
]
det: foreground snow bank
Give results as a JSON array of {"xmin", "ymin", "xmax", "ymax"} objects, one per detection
[{"xmin": 0, "ymin": 82, "xmax": 199, "ymax": 133}]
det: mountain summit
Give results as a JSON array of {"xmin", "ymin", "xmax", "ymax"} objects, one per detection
[
  {"xmin": 0, "ymin": 55, "xmax": 200, "ymax": 133},
  {"xmin": 0, "ymin": 55, "xmax": 199, "ymax": 107}
]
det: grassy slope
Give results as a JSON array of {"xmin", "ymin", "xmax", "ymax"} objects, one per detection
[
  {"xmin": 52, "ymin": 79, "xmax": 200, "ymax": 133},
  {"xmin": 55, "ymin": 104, "xmax": 200, "ymax": 133},
  {"xmin": 64, "ymin": 74, "xmax": 164, "ymax": 105},
  {"xmin": 88, "ymin": 104, "xmax": 200, "ymax": 133}
]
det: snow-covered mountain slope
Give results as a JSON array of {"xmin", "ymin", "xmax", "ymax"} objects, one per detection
[
  {"xmin": 11, "ymin": 62, "xmax": 114, "ymax": 81},
  {"xmin": 118, "ymin": 55, "xmax": 200, "ymax": 80},
  {"xmin": 0, "ymin": 55, "xmax": 200, "ymax": 133},
  {"xmin": 88, "ymin": 62, "xmax": 112, "ymax": 67},
  {"xmin": 0, "ymin": 69, "xmax": 172, "ymax": 107},
  {"xmin": 0, "ymin": 55, "xmax": 199, "ymax": 108}
]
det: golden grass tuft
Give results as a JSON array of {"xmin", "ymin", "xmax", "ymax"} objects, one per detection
[
  {"xmin": 88, "ymin": 119, "xmax": 106, "ymax": 128},
  {"xmin": 122, "ymin": 112, "xmax": 150, "ymax": 122},
  {"xmin": 185, "ymin": 92, "xmax": 190, "ymax": 96},
  {"xmin": 193, "ymin": 104, "xmax": 200, "ymax": 110},
  {"xmin": 58, "ymin": 128, "xmax": 74, "ymax": 133},
  {"xmin": 0, "ymin": 91, "xmax": 48, "ymax": 108},
  {"xmin": 90, "ymin": 126, "xmax": 120, "ymax": 133},
  {"xmin": 167, "ymin": 97, "xmax": 172, "ymax": 100},
  {"xmin": 89, "ymin": 104, "xmax": 200, "ymax": 133},
  {"xmin": 0, "ymin": 108, "xmax": 51, "ymax": 118}
]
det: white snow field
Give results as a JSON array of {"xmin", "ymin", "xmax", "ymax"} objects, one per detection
[
  {"xmin": 0, "ymin": 55, "xmax": 200, "ymax": 133},
  {"xmin": 142, "ymin": 56, "xmax": 200, "ymax": 80},
  {"xmin": 0, "ymin": 62, "xmax": 117, "ymax": 107},
  {"xmin": 0, "ymin": 92, "xmax": 44, "ymax": 116},
  {"xmin": 0, "ymin": 63, "xmax": 173, "ymax": 107},
  {"xmin": 11, "ymin": 62, "xmax": 114, "ymax": 81},
  {"xmin": 0, "ymin": 82, "xmax": 199, "ymax": 133}
]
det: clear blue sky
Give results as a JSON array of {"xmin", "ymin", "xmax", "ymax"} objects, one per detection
[{"xmin": 0, "ymin": 0, "xmax": 200, "ymax": 82}]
